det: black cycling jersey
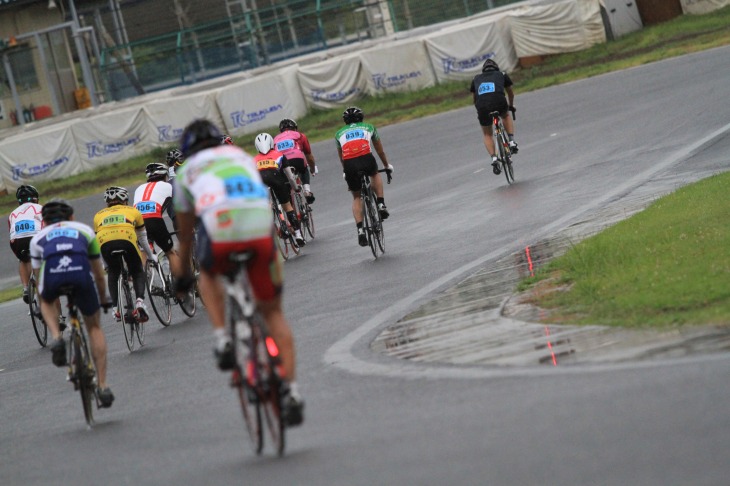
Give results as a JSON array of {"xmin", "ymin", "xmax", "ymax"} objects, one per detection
[{"xmin": 470, "ymin": 70, "xmax": 513, "ymax": 109}]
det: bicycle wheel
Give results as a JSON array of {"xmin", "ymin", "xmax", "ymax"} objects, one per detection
[
  {"xmin": 146, "ymin": 260, "xmax": 171, "ymax": 326},
  {"xmin": 369, "ymin": 194, "xmax": 385, "ymax": 254},
  {"xmin": 303, "ymin": 203, "xmax": 315, "ymax": 239},
  {"xmin": 272, "ymin": 208, "xmax": 289, "ymax": 261},
  {"xmin": 28, "ymin": 277, "xmax": 48, "ymax": 347},
  {"xmin": 230, "ymin": 296, "xmax": 263, "ymax": 454},
  {"xmin": 73, "ymin": 328, "xmax": 96, "ymax": 426},
  {"xmin": 118, "ymin": 275, "xmax": 136, "ymax": 351},
  {"xmin": 364, "ymin": 194, "xmax": 382, "ymax": 259},
  {"xmin": 254, "ymin": 325, "xmax": 285, "ymax": 456},
  {"xmin": 503, "ymin": 158, "xmax": 515, "ymax": 184}
]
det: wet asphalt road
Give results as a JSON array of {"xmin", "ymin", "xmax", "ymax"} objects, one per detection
[{"xmin": 2, "ymin": 47, "xmax": 730, "ymax": 485}]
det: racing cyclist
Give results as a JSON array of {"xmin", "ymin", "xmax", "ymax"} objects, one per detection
[
  {"xmin": 9, "ymin": 185, "xmax": 43, "ymax": 304},
  {"xmin": 30, "ymin": 199, "xmax": 115, "ymax": 407},
  {"xmin": 133, "ymin": 163, "xmax": 182, "ymax": 276},
  {"xmin": 335, "ymin": 106, "xmax": 393, "ymax": 247},
  {"xmin": 93, "ymin": 187, "xmax": 155, "ymax": 323},
  {"xmin": 273, "ymin": 118, "xmax": 317, "ymax": 204},
  {"xmin": 254, "ymin": 132, "xmax": 305, "ymax": 247},
  {"xmin": 469, "ymin": 58, "xmax": 518, "ymax": 175},
  {"xmin": 173, "ymin": 119, "xmax": 304, "ymax": 426}
]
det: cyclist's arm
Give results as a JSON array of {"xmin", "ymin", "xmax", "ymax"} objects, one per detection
[
  {"xmin": 135, "ymin": 227, "xmax": 155, "ymax": 260},
  {"xmin": 174, "ymin": 211, "xmax": 195, "ymax": 279},
  {"xmin": 506, "ymin": 86, "xmax": 515, "ymax": 108},
  {"xmin": 372, "ymin": 138, "xmax": 390, "ymax": 169},
  {"xmin": 87, "ymin": 237, "xmax": 109, "ymax": 304},
  {"xmin": 301, "ymin": 134, "xmax": 316, "ymax": 173}
]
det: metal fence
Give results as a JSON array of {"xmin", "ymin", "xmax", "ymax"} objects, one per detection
[{"xmin": 100, "ymin": 0, "xmax": 522, "ymax": 101}]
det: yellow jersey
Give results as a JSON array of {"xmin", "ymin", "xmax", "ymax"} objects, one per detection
[{"xmin": 93, "ymin": 204, "xmax": 146, "ymax": 256}]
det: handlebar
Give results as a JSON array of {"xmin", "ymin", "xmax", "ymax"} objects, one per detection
[
  {"xmin": 378, "ymin": 168, "xmax": 393, "ymax": 184},
  {"xmin": 509, "ymin": 106, "xmax": 516, "ymax": 121}
]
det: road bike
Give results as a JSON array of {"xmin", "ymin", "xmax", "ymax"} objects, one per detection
[
  {"xmin": 284, "ymin": 167, "xmax": 315, "ymax": 243},
  {"xmin": 112, "ymin": 250, "xmax": 144, "ymax": 351},
  {"xmin": 269, "ymin": 188, "xmax": 300, "ymax": 261},
  {"xmin": 145, "ymin": 235, "xmax": 198, "ymax": 325},
  {"xmin": 490, "ymin": 110, "xmax": 515, "ymax": 184},
  {"xmin": 359, "ymin": 168, "xmax": 392, "ymax": 259},
  {"xmin": 59, "ymin": 285, "xmax": 103, "ymax": 426},
  {"xmin": 226, "ymin": 252, "xmax": 286, "ymax": 456}
]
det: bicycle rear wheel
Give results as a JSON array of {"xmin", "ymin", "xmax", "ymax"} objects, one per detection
[
  {"xmin": 73, "ymin": 329, "xmax": 96, "ymax": 426},
  {"xmin": 272, "ymin": 208, "xmax": 289, "ymax": 261},
  {"xmin": 363, "ymin": 194, "xmax": 381, "ymax": 259},
  {"xmin": 303, "ymin": 203, "xmax": 315, "ymax": 239},
  {"xmin": 230, "ymin": 297, "xmax": 263, "ymax": 454},
  {"xmin": 503, "ymin": 158, "xmax": 515, "ymax": 184},
  {"xmin": 254, "ymin": 327, "xmax": 285, "ymax": 456},
  {"xmin": 118, "ymin": 275, "xmax": 136, "ymax": 351},
  {"xmin": 178, "ymin": 264, "xmax": 197, "ymax": 318},
  {"xmin": 28, "ymin": 277, "xmax": 48, "ymax": 347},
  {"xmin": 146, "ymin": 260, "xmax": 171, "ymax": 326}
]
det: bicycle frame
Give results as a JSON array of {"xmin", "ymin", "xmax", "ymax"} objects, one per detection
[{"xmin": 490, "ymin": 111, "xmax": 515, "ymax": 184}]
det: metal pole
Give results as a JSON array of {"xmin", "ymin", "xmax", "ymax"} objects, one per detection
[
  {"xmin": 2, "ymin": 52, "xmax": 25, "ymax": 126},
  {"xmin": 33, "ymin": 33, "xmax": 62, "ymax": 116},
  {"xmin": 69, "ymin": 0, "xmax": 99, "ymax": 106}
]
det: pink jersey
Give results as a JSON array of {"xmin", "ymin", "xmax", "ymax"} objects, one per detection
[{"xmin": 273, "ymin": 131, "xmax": 311, "ymax": 161}]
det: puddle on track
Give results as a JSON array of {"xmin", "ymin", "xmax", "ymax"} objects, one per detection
[{"xmin": 372, "ymin": 166, "xmax": 730, "ymax": 367}]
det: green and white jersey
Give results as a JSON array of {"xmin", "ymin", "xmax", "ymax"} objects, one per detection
[
  {"xmin": 335, "ymin": 122, "xmax": 379, "ymax": 160},
  {"xmin": 173, "ymin": 145, "xmax": 272, "ymax": 242}
]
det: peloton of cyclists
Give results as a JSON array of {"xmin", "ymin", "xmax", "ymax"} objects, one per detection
[
  {"xmin": 93, "ymin": 186, "xmax": 155, "ymax": 323},
  {"xmin": 29, "ymin": 199, "xmax": 115, "ymax": 407},
  {"xmin": 469, "ymin": 58, "xmax": 518, "ymax": 175},
  {"xmin": 133, "ymin": 163, "xmax": 182, "ymax": 275},
  {"xmin": 273, "ymin": 118, "xmax": 317, "ymax": 204},
  {"xmin": 335, "ymin": 106, "xmax": 393, "ymax": 247},
  {"xmin": 173, "ymin": 119, "xmax": 304, "ymax": 426}
]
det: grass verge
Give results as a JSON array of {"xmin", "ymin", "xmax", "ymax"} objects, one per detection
[
  {"xmin": 518, "ymin": 172, "xmax": 730, "ymax": 328},
  {"xmin": 2, "ymin": 6, "xmax": 729, "ymax": 216}
]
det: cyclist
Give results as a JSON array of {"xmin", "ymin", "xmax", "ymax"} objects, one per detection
[
  {"xmin": 469, "ymin": 58, "xmax": 518, "ymax": 175},
  {"xmin": 133, "ymin": 163, "xmax": 182, "ymax": 274},
  {"xmin": 220, "ymin": 134, "xmax": 234, "ymax": 146},
  {"xmin": 273, "ymin": 118, "xmax": 317, "ymax": 204},
  {"xmin": 173, "ymin": 119, "xmax": 304, "ymax": 426},
  {"xmin": 93, "ymin": 186, "xmax": 155, "ymax": 323},
  {"xmin": 335, "ymin": 106, "xmax": 393, "ymax": 247},
  {"xmin": 8, "ymin": 185, "xmax": 43, "ymax": 304},
  {"xmin": 29, "ymin": 199, "xmax": 115, "ymax": 407},
  {"xmin": 254, "ymin": 132, "xmax": 305, "ymax": 247}
]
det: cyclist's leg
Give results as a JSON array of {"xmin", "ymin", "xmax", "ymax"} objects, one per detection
[
  {"xmin": 146, "ymin": 217, "xmax": 181, "ymax": 276},
  {"xmin": 100, "ymin": 243, "xmax": 122, "ymax": 307},
  {"xmin": 481, "ymin": 125, "xmax": 496, "ymax": 156}
]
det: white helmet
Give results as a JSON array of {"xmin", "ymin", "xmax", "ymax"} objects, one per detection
[{"xmin": 255, "ymin": 133, "xmax": 274, "ymax": 155}]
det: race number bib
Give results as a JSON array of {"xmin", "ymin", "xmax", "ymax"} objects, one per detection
[
  {"xmin": 135, "ymin": 201, "xmax": 157, "ymax": 215},
  {"xmin": 275, "ymin": 139, "xmax": 295, "ymax": 151},
  {"xmin": 478, "ymin": 82, "xmax": 495, "ymax": 95},
  {"xmin": 14, "ymin": 220, "xmax": 35, "ymax": 235},
  {"xmin": 224, "ymin": 176, "xmax": 267, "ymax": 199}
]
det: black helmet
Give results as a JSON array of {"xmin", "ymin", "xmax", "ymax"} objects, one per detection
[
  {"xmin": 146, "ymin": 163, "xmax": 168, "ymax": 181},
  {"xmin": 42, "ymin": 199, "xmax": 73, "ymax": 224},
  {"xmin": 343, "ymin": 106, "xmax": 364, "ymax": 124},
  {"xmin": 103, "ymin": 186, "xmax": 129, "ymax": 205},
  {"xmin": 16, "ymin": 185, "xmax": 39, "ymax": 203},
  {"xmin": 166, "ymin": 148, "xmax": 183, "ymax": 167},
  {"xmin": 482, "ymin": 58, "xmax": 499, "ymax": 72},
  {"xmin": 180, "ymin": 119, "xmax": 223, "ymax": 158},
  {"xmin": 278, "ymin": 118, "xmax": 298, "ymax": 132}
]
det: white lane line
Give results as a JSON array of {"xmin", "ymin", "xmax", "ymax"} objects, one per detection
[{"xmin": 324, "ymin": 122, "xmax": 730, "ymax": 380}]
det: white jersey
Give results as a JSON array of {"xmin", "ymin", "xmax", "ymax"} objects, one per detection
[
  {"xmin": 133, "ymin": 181, "xmax": 173, "ymax": 219},
  {"xmin": 8, "ymin": 202, "xmax": 43, "ymax": 240},
  {"xmin": 173, "ymin": 144, "xmax": 271, "ymax": 243}
]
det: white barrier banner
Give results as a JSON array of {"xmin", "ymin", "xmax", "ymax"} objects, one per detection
[
  {"xmin": 579, "ymin": 0, "xmax": 607, "ymax": 45},
  {"xmin": 681, "ymin": 0, "xmax": 730, "ymax": 14},
  {"xmin": 216, "ymin": 66, "xmax": 307, "ymax": 136},
  {"xmin": 144, "ymin": 91, "xmax": 224, "ymax": 147},
  {"xmin": 0, "ymin": 123, "xmax": 82, "ymax": 192},
  {"xmin": 509, "ymin": 0, "xmax": 595, "ymax": 57},
  {"xmin": 72, "ymin": 107, "xmax": 150, "ymax": 171},
  {"xmin": 424, "ymin": 16, "xmax": 518, "ymax": 83},
  {"xmin": 359, "ymin": 40, "xmax": 437, "ymax": 95},
  {"xmin": 296, "ymin": 54, "xmax": 368, "ymax": 109}
]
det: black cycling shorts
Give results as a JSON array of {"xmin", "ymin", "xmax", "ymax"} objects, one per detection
[
  {"xmin": 101, "ymin": 240, "xmax": 144, "ymax": 276},
  {"xmin": 144, "ymin": 217, "xmax": 174, "ymax": 253},
  {"xmin": 260, "ymin": 169, "xmax": 291, "ymax": 205},
  {"xmin": 10, "ymin": 237, "xmax": 32, "ymax": 262},
  {"xmin": 477, "ymin": 99, "xmax": 509, "ymax": 127},
  {"xmin": 343, "ymin": 153, "xmax": 378, "ymax": 192}
]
